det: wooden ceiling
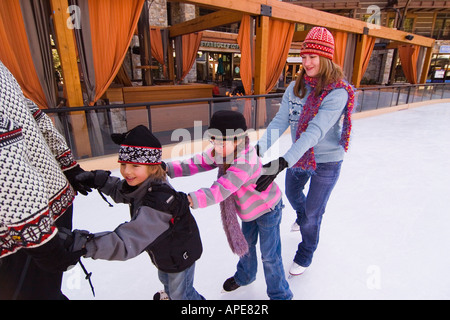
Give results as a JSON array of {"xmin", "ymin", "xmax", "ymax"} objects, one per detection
[{"xmin": 168, "ymin": 0, "xmax": 435, "ymax": 47}]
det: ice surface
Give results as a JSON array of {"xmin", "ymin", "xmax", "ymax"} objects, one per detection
[{"xmin": 62, "ymin": 102, "xmax": 450, "ymax": 300}]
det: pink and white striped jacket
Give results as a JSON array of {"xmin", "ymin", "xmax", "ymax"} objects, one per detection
[{"xmin": 167, "ymin": 144, "xmax": 282, "ymax": 222}]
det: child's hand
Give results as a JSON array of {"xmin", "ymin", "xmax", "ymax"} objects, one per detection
[
  {"xmin": 188, "ymin": 195, "xmax": 193, "ymax": 207},
  {"xmin": 255, "ymin": 157, "xmax": 288, "ymax": 192}
]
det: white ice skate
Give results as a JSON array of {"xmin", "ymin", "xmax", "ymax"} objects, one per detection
[{"xmin": 288, "ymin": 262, "xmax": 307, "ymax": 279}]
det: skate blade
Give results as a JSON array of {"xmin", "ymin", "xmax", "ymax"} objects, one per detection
[
  {"xmin": 221, "ymin": 286, "xmax": 242, "ymax": 294},
  {"xmin": 288, "ymin": 272, "xmax": 304, "ymax": 279}
]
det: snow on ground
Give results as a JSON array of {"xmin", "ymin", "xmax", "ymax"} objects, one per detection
[{"xmin": 62, "ymin": 102, "xmax": 450, "ymax": 300}]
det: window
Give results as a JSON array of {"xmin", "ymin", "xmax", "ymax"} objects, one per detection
[
  {"xmin": 386, "ymin": 13, "xmax": 415, "ymax": 32},
  {"xmin": 433, "ymin": 14, "xmax": 450, "ymax": 40},
  {"xmin": 402, "ymin": 17, "xmax": 415, "ymax": 32}
]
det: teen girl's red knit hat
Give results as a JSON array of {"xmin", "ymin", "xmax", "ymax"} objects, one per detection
[{"xmin": 300, "ymin": 27, "xmax": 335, "ymax": 60}]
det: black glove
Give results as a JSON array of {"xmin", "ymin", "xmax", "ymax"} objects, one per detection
[
  {"xmin": 59, "ymin": 227, "xmax": 91, "ymax": 254},
  {"xmin": 73, "ymin": 170, "xmax": 111, "ymax": 192},
  {"xmin": 24, "ymin": 231, "xmax": 86, "ymax": 273},
  {"xmin": 64, "ymin": 165, "xmax": 90, "ymax": 195},
  {"xmin": 143, "ymin": 183, "xmax": 190, "ymax": 216},
  {"xmin": 255, "ymin": 157, "xmax": 289, "ymax": 192},
  {"xmin": 255, "ymin": 144, "xmax": 261, "ymax": 157}
]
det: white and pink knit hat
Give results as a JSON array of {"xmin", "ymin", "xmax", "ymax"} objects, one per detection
[{"xmin": 300, "ymin": 27, "xmax": 335, "ymax": 60}]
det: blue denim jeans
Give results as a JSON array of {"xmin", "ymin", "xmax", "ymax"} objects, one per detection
[
  {"xmin": 285, "ymin": 161, "xmax": 343, "ymax": 268},
  {"xmin": 234, "ymin": 201, "xmax": 293, "ymax": 300},
  {"xmin": 158, "ymin": 263, "xmax": 204, "ymax": 300}
]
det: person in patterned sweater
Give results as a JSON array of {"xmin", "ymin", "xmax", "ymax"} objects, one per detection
[{"xmin": 0, "ymin": 61, "xmax": 87, "ymax": 299}]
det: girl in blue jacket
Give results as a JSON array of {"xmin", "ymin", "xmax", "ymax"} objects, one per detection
[{"xmin": 255, "ymin": 27, "xmax": 355, "ymax": 277}]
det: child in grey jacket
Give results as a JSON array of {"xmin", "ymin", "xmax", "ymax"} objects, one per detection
[{"xmin": 71, "ymin": 125, "xmax": 203, "ymax": 300}]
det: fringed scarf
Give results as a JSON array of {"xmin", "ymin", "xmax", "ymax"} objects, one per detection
[
  {"xmin": 294, "ymin": 76, "xmax": 355, "ymax": 172},
  {"xmin": 216, "ymin": 138, "xmax": 250, "ymax": 257}
]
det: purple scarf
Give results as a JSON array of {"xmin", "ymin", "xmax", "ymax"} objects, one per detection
[
  {"xmin": 217, "ymin": 138, "xmax": 249, "ymax": 257},
  {"xmin": 294, "ymin": 76, "xmax": 355, "ymax": 172}
]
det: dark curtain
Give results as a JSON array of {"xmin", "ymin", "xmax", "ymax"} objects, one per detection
[
  {"xmin": 0, "ymin": 0, "xmax": 57, "ymax": 109},
  {"xmin": 70, "ymin": 0, "xmax": 96, "ymax": 105},
  {"xmin": 20, "ymin": 0, "xmax": 58, "ymax": 108}
]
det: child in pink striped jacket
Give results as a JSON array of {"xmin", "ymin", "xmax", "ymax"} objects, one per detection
[{"xmin": 166, "ymin": 110, "xmax": 292, "ymax": 300}]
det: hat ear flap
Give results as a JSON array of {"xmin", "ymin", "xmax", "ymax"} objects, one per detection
[{"xmin": 111, "ymin": 132, "xmax": 127, "ymax": 145}]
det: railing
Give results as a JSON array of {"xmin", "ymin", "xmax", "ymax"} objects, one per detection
[
  {"xmin": 43, "ymin": 83, "xmax": 450, "ymax": 160},
  {"xmin": 355, "ymin": 83, "xmax": 450, "ymax": 113}
]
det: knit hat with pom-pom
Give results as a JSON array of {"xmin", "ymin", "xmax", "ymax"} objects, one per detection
[{"xmin": 300, "ymin": 27, "xmax": 335, "ymax": 60}]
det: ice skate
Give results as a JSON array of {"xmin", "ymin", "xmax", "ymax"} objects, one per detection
[
  {"xmin": 221, "ymin": 277, "xmax": 241, "ymax": 293},
  {"xmin": 288, "ymin": 262, "xmax": 307, "ymax": 279}
]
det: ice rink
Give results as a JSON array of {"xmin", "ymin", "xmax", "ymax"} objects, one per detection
[{"xmin": 62, "ymin": 102, "xmax": 450, "ymax": 300}]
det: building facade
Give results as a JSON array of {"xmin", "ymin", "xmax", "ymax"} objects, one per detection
[
  {"xmin": 127, "ymin": 0, "xmax": 448, "ymax": 87},
  {"xmin": 284, "ymin": 0, "xmax": 450, "ymax": 83}
]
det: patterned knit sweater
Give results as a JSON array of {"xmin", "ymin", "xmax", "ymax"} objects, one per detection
[
  {"xmin": 0, "ymin": 61, "xmax": 76, "ymax": 258},
  {"xmin": 167, "ymin": 143, "xmax": 282, "ymax": 222}
]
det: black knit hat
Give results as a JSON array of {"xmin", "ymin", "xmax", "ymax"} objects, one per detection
[
  {"xmin": 207, "ymin": 110, "xmax": 247, "ymax": 140},
  {"xmin": 111, "ymin": 125, "xmax": 162, "ymax": 165}
]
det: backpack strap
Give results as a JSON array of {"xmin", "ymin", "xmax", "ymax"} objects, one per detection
[{"xmin": 142, "ymin": 182, "xmax": 190, "ymax": 219}]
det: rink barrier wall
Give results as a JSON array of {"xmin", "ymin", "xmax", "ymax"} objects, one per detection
[
  {"xmin": 77, "ymin": 97, "xmax": 450, "ymax": 172},
  {"xmin": 41, "ymin": 83, "xmax": 450, "ymax": 169}
]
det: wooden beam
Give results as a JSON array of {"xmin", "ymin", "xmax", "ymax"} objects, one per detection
[
  {"xmin": 419, "ymin": 46, "xmax": 433, "ymax": 84},
  {"xmin": 254, "ymin": 15, "xmax": 269, "ymax": 128},
  {"xmin": 202, "ymin": 30, "xmax": 238, "ymax": 43},
  {"xmin": 50, "ymin": 0, "xmax": 83, "ymax": 107},
  {"xmin": 138, "ymin": 1, "xmax": 152, "ymax": 86},
  {"xmin": 269, "ymin": 0, "xmax": 435, "ymax": 47},
  {"xmin": 168, "ymin": 0, "xmax": 435, "ymax": 47},
  {"xmin": 254, "ymin": 15, "xmax": 269, "ymax": 95},
  {"xmin": 351, "ymin": 34, "xmax": 368, "ymax": 87},
  {"xmin": 169, "ymin": 10, "xmax": 243, "ymax": 38},
  {"xmin": 292, "ymin": 30, "xmax": 309, "ymax": 42},
  {"xmin": 167, "ymin": 39, "xmax": 175, "ymax": 82},
  {"xmin": 168, "ymin": 0, "xmax": 262, "ymax": 15},
  {"xmin": 50, "ymin": 0, "xmax": 92, "ymax": 158}
]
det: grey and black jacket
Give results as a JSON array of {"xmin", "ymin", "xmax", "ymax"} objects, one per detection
[{"xmin": 77, "ymin": 176, "xmax": 202, "ymax": 273}]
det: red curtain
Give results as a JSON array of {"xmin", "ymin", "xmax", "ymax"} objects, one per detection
[
  {"xmin": 88, "ymin": 0, "xmax": 145, "ymax": 104},
  {"xmin": 181, "ymin": 32, "xmax": 203, "ymax": 81},
  {"xmin": 150, "ymin": 27, "xmax": 167, "ymax": 77},
  {"xmin": 0, "ymin": 0, "xmax": 47, "ymax": 108},
  {"xmin": 398, "ymin": 44, "xmax": 420, "ymax": 84},
  {"xmin": 150, "ymin": 27, "xmax": 165, "ymax": 66},
  {"xmin": 237, "ymin": 16, "xmax": 294, "ymax": 127},
  {"xmin": 265, "ymin": 19, "xmax": 295, "ymax": 93},
  {"xmin": 238, "ymin": 17, "xmax": 295, "ymax": 94},
  {"xmin": 332, "ymin": 31, "xmax": 348, "ymax": 68},
  {"xmin": 237, "ymin": 15, "xmax": 254, "ymax": 96},
  {"xmin": 237, "ymin": 15, "xmax": 255, "ymax": 127},
  {"xmin": 362, "ymin": 36, "xmax": 376, "ymax": 78}
]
